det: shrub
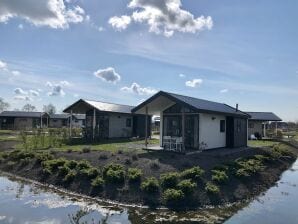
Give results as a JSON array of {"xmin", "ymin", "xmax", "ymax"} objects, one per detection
[
  {"xmin": 141, "ymin": 177, "xmax": 160, "ymax": 193},
  {"xmin": 42, "ymin": 158, "xmax": 67, "ymax": 173},
  {"xmin": 77, "ymin": 160, "xmax": 92, "ymax": 170},
  {"xmin": 99, "ymin": 153, "xmax": 109, "ymax": 160},
  {"xmin": 163, "ymin": 189, "xmax": 185, "ymax": 205},
  {"xmin": 82, "ymin": 147, "xmax": 91, "ymax": 153},
  {"xmin": 269, "ymin": 145, "xmax": 294, "ymax": 160},
  {"xmin": 131, "ymin": 153, "xmax": 138, "ymax": 161},
  {"xmin": 85, "ymin": 168, "xmax": 100, "ymax": 179},
  {"xmin": 160, "ymin": 172, "xmax": 179, "ymax": 189},
  {"xmin": 66, "ymin": 160, "xmax": 78, "ymax": 169},
  {"xmin": 6, "ymin": 161, "xmax": 16, "ymax": 169},
  {"xmin": 177, "ymin": 179, "xmax": 197, "ymax": 195},
  {"xmin": 211, "ymin": 170, "xmax": 228, "ymax": 183},
  {"xmin": 125, "ymin": 158, "xmax": 132, "ymax": 165},
  {"xmin": 58, "ymin": 165, "xmax": 71, "ymax": 177},
  {"xmin": 235, "ymin": 158, "xmax": 265, "ymax": 177},
  {"xmin": 128, "ymin": 168, "xmax": 142, "ymax": 182},
  {"xmin": 36, "ymin": 152, "xmax": 54, "ymax": 163},
  {"xmin": 180, "ymin": 166, "xmax": 205, "ymax": 180},
  {"xmin": 67, "ymin": 149, "xmax": 73, "ymax": 153},
  {"xmin": 103, "ymin": 164, "xmax": 125, "ymax": 184},
  {"xmin": 20, "ymin": 158, "xmax": 31, "ymax": 166},
  {"xmin": 205, "ymin": 182, "xmax": 220, "ymax": 194},
  {"xmin": 254, "ymin": 155, "xmax": 270, "ymax": 162},
  {"xmin": 63, "ymin": 170, "xmax": 76, "ymax": 183},
  {"xmin": 9, "ymin": 150, "xmax": 35, "ymax": 161},
  {"xmin": 117, "ymin": 149, "xmax": 123, "ymax": 154},
  {"xmin": 91, "ymin": 177, "xmax": 105, "ymax": 189}
]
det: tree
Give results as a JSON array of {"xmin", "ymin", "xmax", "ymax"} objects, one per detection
[
  {"xmin": 0, "ymin": 97, "xmax": 9, "ymax": 112},
  {"xmin": 22, "ymin": 104, "xmax": 37, "ymax": 112},
  {"xmin": 43, "ymin": 103, "xmax": 56, "ymax": 115}
]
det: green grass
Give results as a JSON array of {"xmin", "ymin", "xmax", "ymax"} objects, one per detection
[
  {"xmin": 0, "ymin": 130, "xmax": 16, "ymax": 135},
  {"xmin": 58, "ymin": 138, "xmax": 159, "ymax": 153},
  {"xmin": 0, "ymin": 135, "xmax": 20, "ymax": 142},
  {"xmin": 248, "ymin": 140, "xmax": 279, "ymax": 148}
]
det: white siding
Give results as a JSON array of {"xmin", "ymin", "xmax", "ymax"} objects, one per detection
[
  {"xmin": 108, "ymin": 114, "xmax": 133, "ymax": 138},
  {"xmin": 199, "ymin": 113, "xmax": 226, "ymax": 150}
]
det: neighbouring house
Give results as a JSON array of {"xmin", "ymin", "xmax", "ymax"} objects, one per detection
[
  {"xmin": 71, "ymin": 114, "xmax": 86, "ymax": 128},
  {"xmin": 132, "ymin": 91, "xmax": 250, "ymax": 150},
  {"xmin": 0, "ymin": 111, "xmax": 50, "ymax": 130},
  {"xmin": 63, "ymin": 99, "xmax": 150, "ymax": 141},
  {"xmin": 246, "ymin": 112, "xmax": 282, "ymax": 139},
  {"xmin": 49, "ymin": 114, "xmax": 70, "ymax": 128},
  {"xmin": 152, "ymin": 116, "xmax": 160, "ymax": 133}
]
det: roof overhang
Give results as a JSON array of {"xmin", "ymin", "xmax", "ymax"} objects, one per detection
[{"xmin": 63, "ymin": 99, "xmax": 95, "ymax": 114}]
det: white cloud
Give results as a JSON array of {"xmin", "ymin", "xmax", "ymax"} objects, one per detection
[
  {"xmin": 0, "ymin": 0, "xmax": 85, "ymax": 29},
  {"xmin": 18, "ymin": 23, "xmax": 23, "ymax": 29},
  {"xmin": 29, "ymin": 90, "xmax": 39, "ymax": 96},
  {"xmin": 179, "ymin": 73, "xmax": 185, "ymax": 78},
  {"xmin": 108, "ymin": 15, "xmax": 131, "ymax": 31},
  {"xmin": 94, "ymin": 67, "xmax": 121, "ymax": 84},
  {"xmin": 0, "ymin": 60, "xmax": 7, "ymax": 70},
  {"xmin": 109, "ymin": 0, "xmax": 213, "ymax": 37},
  {"xmin": 14, "ymin": 87, "xmax": 28, "ymax": 95},
  {"xmin": 46, "ymin": 81, "xmax": 70, "ymax": 96},
  {"xmin": 13, "ymin": 95, "xmax": 32, "ymax": 101},
  {"xmin": 185, "ymin": 78, "xmax": 203, "ymax": 88},
  {"xmin": 220, "ymin": 89, "xmax": 228, "ymax": 93},
  {"xmin": 11, "ymin": 70, "xmax": 20, "ymax": 76},
  {"xmin": 121, "ymin": 82, "xmax": 157, "ymax": 95}
]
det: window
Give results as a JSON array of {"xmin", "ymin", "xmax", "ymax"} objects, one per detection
[
  {"xmin": 126, "ymin": 118, "xmax": 132, "ymax": 127},
  {"xmin": 220, "ymin": 120, "xmax": 225, "ymax": 132},
  {"xmin": 237, "ymin": 120, "xmax": 242, "ymax": 132}
]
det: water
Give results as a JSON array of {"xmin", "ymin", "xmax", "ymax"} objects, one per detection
[
  {"xmin": 1, "ymin": 160, "xmax": 298, "ymax": 224},
  {"xmin": 225, "ymin": 160, "xmax": 298, "ymax": 224}
]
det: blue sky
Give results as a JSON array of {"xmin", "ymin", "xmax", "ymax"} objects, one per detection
[{"xmin": 0, "ymin": 0, "xmax": 297, "ymax": 121}]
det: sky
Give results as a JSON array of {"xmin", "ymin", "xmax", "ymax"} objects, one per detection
[{"xmin": 0, "ymin": 0, "xmax": 297, "ymax": 121}]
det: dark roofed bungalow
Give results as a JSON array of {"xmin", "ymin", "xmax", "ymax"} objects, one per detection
[
  {"xmin": 132, "ymin": 91, "xmax": 250, "ymax": 151},
  {"xmin": 63, "ymin": 99, "xmax": 150, "ymax": 141},
  {"xmin": 246, "ymin": 112, "xmax": 282, "ymax": 139},
  {"xmin": 0, "ymin": 111, "xmax": 50, "ymax": 130}
]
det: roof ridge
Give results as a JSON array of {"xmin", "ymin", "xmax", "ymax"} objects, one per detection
[{"xmin": 83, "ymin": 99, "xmax": 135, "ymax": 108}]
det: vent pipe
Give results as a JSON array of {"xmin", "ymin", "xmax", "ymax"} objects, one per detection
[{"xmin": 236, "ymin": 103, "xmax": 239, "ymax": 112}]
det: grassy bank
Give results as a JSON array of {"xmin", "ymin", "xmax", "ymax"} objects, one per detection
[{"xmin": 0, "ymin": 138, "xmax": 297, "ymax": 209}]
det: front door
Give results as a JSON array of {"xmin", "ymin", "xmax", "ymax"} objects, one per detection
[{"xmin": 184, "ymin": 115, "xmax": 197, "ymax": 149}]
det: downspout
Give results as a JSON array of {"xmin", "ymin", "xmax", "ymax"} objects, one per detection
[{"xmin": 145, "ymin": 106, "xmax": 148, "ymax": 148}]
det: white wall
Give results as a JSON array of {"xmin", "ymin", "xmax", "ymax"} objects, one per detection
[
  {"xmin": 109, "ymin": 114, "xmax": 133, "ymax": 138},
  {"xmin": 199, "ymin": 113, "xmax": 226, "ymax": 149}
]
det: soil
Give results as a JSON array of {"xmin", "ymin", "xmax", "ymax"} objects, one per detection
[{"xmin": 0, "ymin": 139, "xmax": 296, "ymax": 209}]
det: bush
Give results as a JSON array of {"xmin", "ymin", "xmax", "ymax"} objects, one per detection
[
  {"xmin": 99, "ymin": 153, "xmax": 109, "ymax": 160},
  {"xmin": 205, "ymin": 182, "xmax": 220, "ymax": 194},
  {"xmin": 58, "ymin": 165, "xmax": 71, "ymax": 177},
  {"xmin": 91, "ymin": 177, "xmax": 105, "ymax": 189},
  {"xmin": 63, "ymin": 170, "xmax": 76, "ymax": 183},
  {"xmin": 42, "ymin": 158, "xmax": 67, "ymax": 173},
  {"xmin": 86, "ymin": 168, "xmax": 100, "ymax": 179},
  {"xmin": 269, "ymin": 145, "xmax": 294, "ymax": 160},
  {"xmin": 177, "ymin": 179, "xmax": 197, "ymax": 195},
  {"xmin": 103, "ymin": 164, "xmax": 125, "ymax": 184},
  {"xmin": 127, "ymin": 168, "xmax": 142, "ymax": 182},
  {"xmin": 211, "ymin": 170, "xmax": 228, "ymax": 183},
  {"xmin": 77, "ymin": 160, "xmax": 92, "ymax": 170},
  {"xmin": 160, "ymin": 172, "xmax": 179, "ymax": 189},
  {"xmin": 131, "ymin": 153, "xmax": 138, "ymax": 161},
  {"xmin": 82, "ymin": 147, "xmax": 91, "ymax": 153},
  {"xmin": 36, "ymin": 152, "xmax": 54, "ymax": 163},
  {"xmin": 66, "ymin": 160, "xmax": 78, "ymax": 169},
  {"xmin": 125, "ymin": 158, "xmax": 132, "ymax": 165},
  {"xmin": 180, "ymin": 166, "xmax": 205, "ymax": 180},
  {"xmin": 163, "ymin": 189, "xmax": 185, "ymax": 205},
  {"xmin": 141, "ymin": 177, "xmax": 160, "ymax": 193},
  {"xmin": 9, "ymin": 150, "xmax": 35, "ymax": 161},
  {"xmin": 235, "ymin": 158, "xmax": 265, "ymax": 177}
]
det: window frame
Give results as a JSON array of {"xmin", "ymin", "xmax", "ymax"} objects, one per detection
[{"xmin": 220, "ymin": 120, "xmax": 226, "ymax": 133}]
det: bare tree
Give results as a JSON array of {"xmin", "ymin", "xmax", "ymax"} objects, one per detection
[
  {"xmin": 0, "ymin": 97, "xmax": 9, "ymax": 112},
  {"xmin": 22, "ymin": 104, "xmax": 37, "ymax": 112},
  {"xmin": 43, "ymin": 103, "xmax": 56, "ymax": 115}
]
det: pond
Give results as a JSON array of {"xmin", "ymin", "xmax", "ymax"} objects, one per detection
[{"xmin": 0, "ymin": 159, "xmax": 298, "ymax": 224}]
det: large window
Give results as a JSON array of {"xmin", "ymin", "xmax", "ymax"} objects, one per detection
[
  {"xmin": 220, "ymin": 120, "xmax": 226, "ymax": 132},
  {"xmin": 163, "ymin": 116, "xmax": 182, "ymax": 136},
  {"xmin": 126, "ymin": 118, "xmax": 132, "ymax": 127}
]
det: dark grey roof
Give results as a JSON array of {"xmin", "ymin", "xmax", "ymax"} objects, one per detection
[
  {"xmin": 246, "ymin": 112, "xmax": 282, "ymax": 121},
  {"xmin": 132, "ymin": 91, "xmax": 250, "ymax": 118},
  {"xmin": 63, "ymin": 99, "xmax": 134, "ymax": 114},
  {"xmin": 50, "ymin": 114, "xmax": 70, "ymax": 119},
  {"xmin": 72, "ymin": 114, "xmax": 85, "ymax": 120},
  {"xmin": 0, "ymin": 111, "xmax": 47, "ymax": 118}
]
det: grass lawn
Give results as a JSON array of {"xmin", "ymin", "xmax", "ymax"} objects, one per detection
[
  {"xmin": 54, "ymin": 138, "xmax": 159, "ymax": 153},
  {"xmin": 248, "ymin": 140, "xmax": 279, "ymax": 148}
]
